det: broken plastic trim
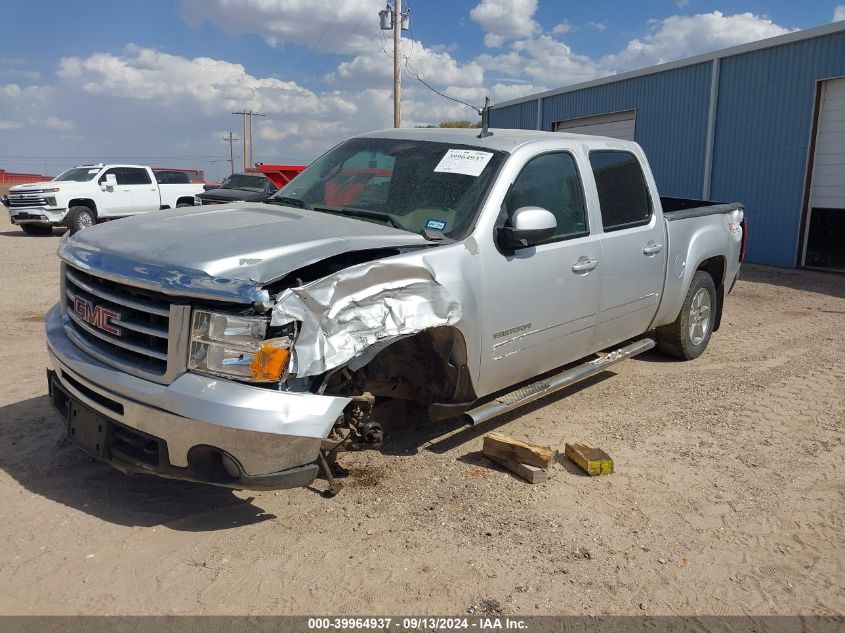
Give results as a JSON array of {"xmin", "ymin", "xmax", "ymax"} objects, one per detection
[{"xmin": 270, "ymin": 261, "xmax": 462, "ymax": 377}]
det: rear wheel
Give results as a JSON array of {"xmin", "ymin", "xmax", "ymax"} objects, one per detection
[
  {"xmin": 175, "ymin": 202, "xmax": 193, "ymax": 207},
  {"xmin": 656, "ymin": 270, "xmax": 717, "ymax": 360},
  {"xmin": 65, "ymin": 206, "xmax": 96, "ymax": 235},
  {"xmin": 20, "ymin": 224, "xmax": 53, "ymax": 236}
]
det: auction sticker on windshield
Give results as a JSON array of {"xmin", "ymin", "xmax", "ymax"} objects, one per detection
[{"xmin": 434, "ymin": 149, "xmax": 494, "ymax": 177}]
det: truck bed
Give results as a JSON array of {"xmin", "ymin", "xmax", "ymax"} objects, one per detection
[{"xmin": 661, "ymin": 196, "xmax": 743, "ymax": 221}]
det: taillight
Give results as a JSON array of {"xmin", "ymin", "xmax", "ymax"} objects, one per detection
[{"xmin": 739, "ymin": 219, "xmax": 748, "ymax": 262}]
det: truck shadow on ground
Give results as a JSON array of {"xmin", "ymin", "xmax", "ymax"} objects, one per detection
[
  {"xmin": 0, "ymin": 228, "xmax": 67, "ymax": 238},
  {"xmin": 740, "ymin": 263, "xmax": 845, "ymax": 300},
  {"xmin": 379, "ymin": 371, "xmax": 616, "ymax": 457},
  {"xmin": 0, "ymin": 395, "xmax": 277, "ymax": 531}
]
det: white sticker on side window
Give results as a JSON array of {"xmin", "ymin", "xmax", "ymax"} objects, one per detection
[
  {"xmin": 433, "ymin": 149, "xmax": 494, "ymax": 177},
  {"xmin": 88, "ymin": 169, "xmax": 99, "ymax": 174}
]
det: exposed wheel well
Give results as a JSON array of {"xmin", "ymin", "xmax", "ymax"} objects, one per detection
[
  {"xmin": 176, "ymin": 196, "xmax": 195, "ymax": 206},
  {"xmin": 321, "ymin": 326, "xmax": 476, "ymax": 405},
  {"xmin": 696, "ymin": 255, "xmax": 726, "ymax": 331},
  {"xmin": 68, "ymin": 199, "xmax": 97, "ymax": 217}
]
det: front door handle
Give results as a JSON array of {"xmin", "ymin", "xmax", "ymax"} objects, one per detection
[
  {"xmin": 572, "ymin": 257, "xmax": 598, "ymax": 273},
  {"xmin": 643, "ymin": 242, "xmax": 663, "ymax": 256}
]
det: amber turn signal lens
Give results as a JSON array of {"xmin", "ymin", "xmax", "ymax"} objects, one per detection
[{"xmin": 250, "ymin": 338, "xmax": 291, "ymax": 381}]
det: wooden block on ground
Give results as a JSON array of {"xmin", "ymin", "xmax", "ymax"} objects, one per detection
[
  {"xmin": 482, "ymin": 432, "xmax": 555, "ymax": 469},
  {"xmin": 485, "ymin": 454, "xmax": 549, "ymax": 484},
  {"xmin": 564, "ymin": 442, "xmax": 613, "ymax": 476}
]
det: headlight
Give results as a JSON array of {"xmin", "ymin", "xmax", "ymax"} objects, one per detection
[
  {"xmin": 188, "ymin": 309, "xmax": 292, "ymax": 382},
  {"xmin": 194, "ymin": 195, "xmax": 202, "ymax": 205}
]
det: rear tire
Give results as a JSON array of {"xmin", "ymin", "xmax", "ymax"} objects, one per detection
[
  {"xmin": 656, "ymin": 270, "xmax": 717, "ymax": 360},
  {"xmin": 20, "ymin": 224, "xmax": 53, "ymax": 236},
  {"xmin": 65, "ymin": 206, "xmax": 96, "ymax": 235},
  {"xmin": 175, "ymin": 202, "xmax": 193, "ymax": 207}
]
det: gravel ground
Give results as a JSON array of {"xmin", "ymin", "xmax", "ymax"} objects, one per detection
[{"xmin": 0, "ymin": 208, "xmax": 843, "ymax": 616}]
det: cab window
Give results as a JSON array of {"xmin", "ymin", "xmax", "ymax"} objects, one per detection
[{"xmin": 505, "ymin": 152, "xmax": 588, "ymax": 240}]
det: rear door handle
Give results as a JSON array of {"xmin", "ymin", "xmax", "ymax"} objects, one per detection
[
  {"xmin": 572, "ymin": 257, "xmax": 598, "ymax": 273},
  {"xmin": 643, "ymin": 242, "xmax": 663, "ymax": 255}
]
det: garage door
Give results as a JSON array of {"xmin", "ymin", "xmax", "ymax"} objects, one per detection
[
  {"xmin": 553, "ymin": 110, "xmax": 636, "ymax": 140},
  {"xmin": 805, "ymin": 77, "xmax": 845, "ymax": 270}
]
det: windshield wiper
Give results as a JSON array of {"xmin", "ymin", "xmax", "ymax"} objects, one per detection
[
  {"xmin": 311, "ymin": 205, "xmax": 408, "ymax": 231},
  {"xmin": 266, "ymin": 195, "xmax": 311, "ymax": 210}
]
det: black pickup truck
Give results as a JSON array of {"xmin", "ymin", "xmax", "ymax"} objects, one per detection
[{"xmin": 197, "ymin": 173, "xmax": 278, "ymax": 205}]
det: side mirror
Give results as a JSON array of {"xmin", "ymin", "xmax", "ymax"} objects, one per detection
[
  {"xmin": 498, "ymin": 206, "xmax": 557, "ymax": 249},
  {"xmin": 101, "ymin": 174, "xmax": 117, "ymax": 190}
]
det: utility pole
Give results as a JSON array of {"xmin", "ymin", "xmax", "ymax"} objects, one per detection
[
  {"xmin": 223, "ymin": 132, "xmax": 239, "ymax": 175},
  {"xmin": 393, "ymin": 0, "xmax": 401, "ymax": 128},
  {"xmin": 248, "ymin": 112, "xmax": 265, "ymax": 167},
  {"xmin": 232, "ymin": 110, "xmax": 265, "ymax": 171},
  {"xmin": 379, "ymin": 2, "xmax": 410, "ymax": 127}
]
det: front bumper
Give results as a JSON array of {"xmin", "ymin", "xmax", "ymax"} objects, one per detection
[
  {"xmin": 45, "ymin": 304, "xmax": 351, "ymax": 489},
  {"xmin": 8, "ymin": 206, "xmax": 67, "ymax": 225}
]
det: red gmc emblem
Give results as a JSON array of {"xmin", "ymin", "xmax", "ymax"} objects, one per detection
[{"xmin": 73, "ymin": 296, "xmax": 122, "ymax": 336}]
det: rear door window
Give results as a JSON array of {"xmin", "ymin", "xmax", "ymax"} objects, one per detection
[
  {"xmin": 589, "ymin": 151, "xmax": 651, "ymax": 232},
  {"xmin": 122, "ymin": 168, "xmax": 152, "ymax": 185}
]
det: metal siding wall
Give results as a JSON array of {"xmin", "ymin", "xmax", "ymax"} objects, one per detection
[
  {"xmin": 488, "ymin": 100, "xmax": 538, "ymax": 129},
  {"xmin": 711, "ymin": 31, "xmax": 845, "ymax": 267},
  {"xmin": 540, "ymin": 64, "xmax": 712, "ymax": 198}
]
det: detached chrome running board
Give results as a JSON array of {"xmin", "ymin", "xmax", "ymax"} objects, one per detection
[{"xmin": 465, "ymin": 338, "xmax": 655, "ymax": 425}]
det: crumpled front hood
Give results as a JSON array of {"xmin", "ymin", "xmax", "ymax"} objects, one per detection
[{"xmin": 58, "ymin": 203, "xmax": 429, "ymax": 302}]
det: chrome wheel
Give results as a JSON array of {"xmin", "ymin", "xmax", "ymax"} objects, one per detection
[
  {"xmin": 79, "ymin": 213, "xmax": 94, "ymax": 227},
  {"xmin": 688, "ymin": 287, "xmax": 711, "ymax": 346}
]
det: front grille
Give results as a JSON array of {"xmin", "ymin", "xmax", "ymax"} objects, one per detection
[
  {"xmin": 8, "ymin": 193, "xmax": 48, "ymax": 207},
  {"xmin": 62, "ymin": 265, "xmax": 190, "ymax": 383}
]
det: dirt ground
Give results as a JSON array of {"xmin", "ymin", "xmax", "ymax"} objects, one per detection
[{"xmin": 0, "ymin": 207, "xmax": 842, "ymax": 616}]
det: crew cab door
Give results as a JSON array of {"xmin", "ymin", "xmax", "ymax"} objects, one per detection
[
  {"xmin": 587, "ymin": 150, "xmax": 666, "ymax": 350},
  {"xmin": 97, "ymin": 168, "xmax": 134, "ymax": 215},
  {"xmin": 478, "ymin": 150, "xmax": 601, "ymax": 396},
  {"xmin": 122, "ymin": 167, "xmax": 160, "ymax": 213}
]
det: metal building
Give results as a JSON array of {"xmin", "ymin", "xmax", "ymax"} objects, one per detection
[{"xmin": 489, "ymin": 21, "xmax": 845, "ymax": 270}]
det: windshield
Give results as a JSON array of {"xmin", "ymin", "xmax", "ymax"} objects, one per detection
[
  {"xmin": 269, "ymin": 137, "xmax": 506, "ymax": 239},
  {"xmin": 53, "ymin": 167, "xmax": 100, "ymax": 182},
  {"xmin": 221, "ymin": 174, "xmax": 267, "ymax": 192}
]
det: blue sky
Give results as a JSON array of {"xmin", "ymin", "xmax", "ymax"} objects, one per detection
[{"xmin": 1, "ymin": 0, "xmax": 843, "ymax": 181}]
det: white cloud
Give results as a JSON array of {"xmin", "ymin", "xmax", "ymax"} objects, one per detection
[
  {"xmin": 834, "ymin": 5, "xmax": 845, "ymax": 21},
  {"xmin": 588, "ymin": 21, "xmax": 607, "ymax": 32},
  {"xmin": 57, "ymin": 45, "xmax": 332, "ymax": 117},
  {"xmin": 470, "ymin": 0, "xmax": 540, "ymax": 47},
  {"xmin": 477, "ymin": 35, "xmax": 608, "ymax": 85},
  {"xmin": 601, "ymin": 12, "xmax": 795, "ymax": 70},
  {"xmin": 552, "ymin": 21, "xmax": 572, "ymax": 35},
  {"xmin": 331, "ymin": 39, "xmax": 485, "ymax": 89},
  {"xmin": 0, "ymin": 119, "xmax": 22, "ymax": 130},
  {"xmin": 179, "ymin": 0, "xmax": 380, "ymax": 54}
]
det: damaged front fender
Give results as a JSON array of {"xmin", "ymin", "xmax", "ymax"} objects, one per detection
[{"xmin": 271, "ymin": 261, "xmax": 462, "ymax": 377}]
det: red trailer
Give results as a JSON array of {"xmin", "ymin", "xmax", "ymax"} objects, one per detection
[{"xmin": 251, "ymin": 164, "xmax": 307, "ymax": 188}]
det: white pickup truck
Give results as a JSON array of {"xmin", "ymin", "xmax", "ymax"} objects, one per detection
[{"xmin": 2, "ymin": 164, "xmax": 205, "ymax": 235}]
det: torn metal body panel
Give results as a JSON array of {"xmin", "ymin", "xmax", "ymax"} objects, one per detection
[{"xmin": 271, "ymin": 256, "xmax": 466, "ymax": 378}]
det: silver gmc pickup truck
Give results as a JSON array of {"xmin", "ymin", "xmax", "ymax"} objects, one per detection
[{"xmin": 45, "ymin": 128, "xmax": 746, "ymax": 493}]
